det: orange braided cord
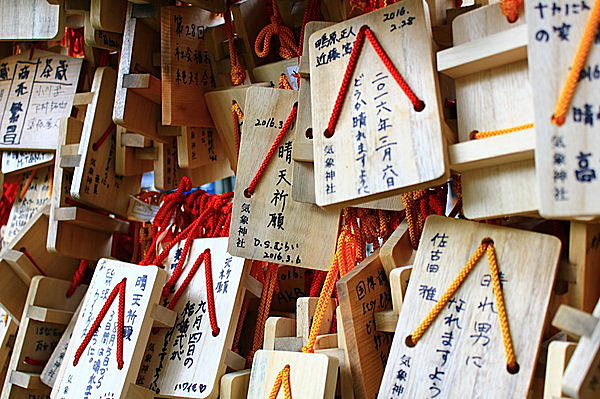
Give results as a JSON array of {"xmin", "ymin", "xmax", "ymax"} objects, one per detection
[
  {"xmin": 409, "ymin": 241, "xmax": 488, "ymax": 344},
  {"xmin": 224, "ymin": 3, "xmax": 246, "ymax": 85},
  {"xmin": 255, "ymin": 0, "xmax": 298, "ymax": 59},
  {"xmin": 246, "ymin": 262, "xmax": 278, "ymax": 365},
  {"xmin": 500, "ymin": 0, "xmax": 523, "ymax": 22},
  {"xmin": 268, "ymin": 365, "xmax": 292, "ymax": 399},
  {"xmin": 278, "ymin": 73, "xmax": 293, "ymax": 90},
  {"xmin": 470, "ymin": 123, "xmax": 534, "ymax": 140},
  {"xmin": 486, "ymin": 243, "xmax": 517, "ymax": 370},
  {"xmin": 401, "ymin": 190, "xmax": 426, "ymax": 249},
  {"xmin": 551, "ymin": 0, "xmax": 600, "ymax": 126},
  {"xmin": 231, "ymin": 100, "xmax": 244, "ymax": 156}
]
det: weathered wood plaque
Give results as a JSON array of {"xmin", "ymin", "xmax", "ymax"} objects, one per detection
[
  {"xmin": 69, "ymin": 67, "xmax": 141, "ymax": 217},
  {"xmin": 526, "ymin": 0, "xmax": 600, "ymax": 217},
  {"xmin": 137, "ymin": 237, "xmax": 251, "ymax": 398},
  {"xmin": 228, "ymin": 87, "xmax": 339, "ymax": 270},
  {"xmin": 1, "ymin": 151, "xmax": 54, "ymax": 175},
  {"xmin": 52, "ymin": 259, "xmax": 168, "ymax": 399},
  {"xmin": 177, "ymin": 127, "xmax": 217, "ymax": 169},
  {"xmin": 247, "ymin": 350, "xmax": 339, "ymax": 399},
  {"xmin": 379, "ymin": 216, "xmax": 561, "ymax": 398},
  {"xmin": 161, "ymin": 6, "xmax": 219, "ymax": 127},
  {"xmin": 0, "ymin": 51, "xmax": 82, "ymax": 150},
  {"xmin": 0, "ymin": 276, "xmax": 86, "ymax": 399},
  {"xmin": 0, "ymin": 0, "xmax": 65, "ymax": 41},
  {"xmin": 337, "ymin": 249, "xmax": 393, "ymax": 399},
  {"xmin": 310, "ymin": 0, "xmax": 447, "ymax": 207}
]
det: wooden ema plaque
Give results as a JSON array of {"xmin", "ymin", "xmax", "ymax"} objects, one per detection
[
  {"xmin": 0, "ymin": 276, "xmax": 86, "ymax": 399},
  {"xmin": 204, "ymin": 83, "xmax": 270, "ymax": 172},
  {"xmin": 113, "ymin": 3, "xmax": 164, "ymax": 141},
  {"xmin": 0, "ymin": 50, "xmax": 82, "ymax": 150},
  {"xmin": 91, "ymin": 0, "xmax": 128, "ymax": 34},
  {"xmin": 247, "ymin": 349, "xmax": 339, "ymax": 399},
  {"xmin": 137, "ymin": 237, "xmax": 253, "ymax": 398},
  {"xmin": 70, "ymin": 67, "xmax": 142, "ymax": 218},
  {"xmin": 52, "ymin": 259, "xmax": 173, "ymax": 399},
  {"xmin": 544, "ymin": 341, "xmax": 577, "ymax": 399},
  {"xmin": 41, "ymin": 304, "xmax": 82, "ymax": 388},
  {"xmin": 440, "ymin": 3, "xmax": 537, "ymax": 220},
  {"xmin": 161, "ymin": 6, "xmax": 219, "ymax": 127},
  {"xmin": 379, "ymin": 215, "xmax": 561, "ymax": 398},
  {"xmin": 153, "ymin": 134, "xmax": 232, "ymax": 191},
  {"xmin": 310, "ymin": 0, "xmax": 447, "ymax": 207},
  {"xmin": 178, "ymin": 127, "xmax": 217, "ymax": 169},
  {"xmin": 526, "ymin": 0, "xmax": 600, "ymax": 217},
  {"xmin": 336, "ymin": 249, "xmax": 394, "ymax": 399},
  {"xmin": 0, "ymin": 0, "xmax": 65, "ymax": 41},
  {"xmin": 1, "ymin": 167, "xmax": 52, "ymax": 248},
  {"xmin": 553, "ymin": 301, "xmax": 600, "ymax": 399},
  {"xmin": 48, "ymin": 117, "xmax": 129, "ymax": 260},
  {"xmin": 253, "ymin": 59, "xmax": 300, "ymax": 89},
  {"xmin": 1, "ymin": 151, "xmax": 54, "ymax": 175},
  {"xmin": 0, "ymin": 309, "xmax": 17, "ymax": 379},
  {"xmin": 0, "ymin": 205, "xmax": 80, "ymax": 284},
  {"xmin": 228, "ymin": 87, "xmax": 339, "ymax": 270},
  {"xmin": 84, "ymin": 10, "xmax": 124, "ymax": 52}
]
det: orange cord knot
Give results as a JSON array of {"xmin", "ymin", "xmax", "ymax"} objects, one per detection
[
  {"xmin": 500, "ymin": 0, "xmax": 523, "ymax": 23},
  {"xmin": 255, "ymin": 1, "xmax": 298, "ymax": 59}
]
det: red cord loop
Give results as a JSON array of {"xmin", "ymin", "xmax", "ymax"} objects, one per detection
[
  {"xmin": 92, "ymin": 123, "xmax": 116, "ymax": 151},
  {"xmin": 74, "ymin": 278, "xmax": 126, "ymax": 370},
  {"xmin": 325, "ymin": 25, "xmax": 425, "ymax": 138},
  {"xmin": 245, "ymin": 103, "xmax": 298, "ymax": 197},
  {"xmin": 19, "ymin": 247, "xmax": 46, "ymax": 276}
]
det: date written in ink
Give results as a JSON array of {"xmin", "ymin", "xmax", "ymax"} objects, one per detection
[{"xmin": 255, "ymin": 117, "xmax": 285, "ymax": 129}]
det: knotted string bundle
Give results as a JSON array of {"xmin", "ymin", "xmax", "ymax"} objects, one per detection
[{"xmin": 255, "ymin": 0, "xmax": 298, "ymax": 59}]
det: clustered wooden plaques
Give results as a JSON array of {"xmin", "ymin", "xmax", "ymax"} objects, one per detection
[{"xmin": 0, "ymin": 1, "xmax": 597, "ymax": 399}]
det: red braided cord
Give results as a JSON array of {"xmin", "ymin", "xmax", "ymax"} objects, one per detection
[
  {"xmin": 74, "ymin": 278, "xmax": 126, "ymax": 369},
  {"xmin": 325, "ymin": 25, "xmax": 424, "ymax": 137},
  {"xmin": 245, "ymin": 104, "xmax": 298, "ymax": 197},
  {"xmin": 66, "ymin": 259, "xmax": 88, "ymax": 297},
  {"xmin": 23, "ymin": 357, "xmax": 47, "ymax": 366},
  {"xmin": 19, "ymin": 247, "xmax": 46, "ymax": 276},
  {"xmin": 161, "ymin": 217, "xmax": 203, "ymax": 295},
  {"xmin": 92, "ymin": 123, "xmax": 116, "ymax": 151}
]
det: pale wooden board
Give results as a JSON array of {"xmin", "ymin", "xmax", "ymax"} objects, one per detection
[
  {"xmin": 0, "ymin": 276, "xmax": 86, "ymax": 399},
  {"xmin": 48, "ymin": 118, "xmax": 126, "ymax": 260},
  {"xmin": 445, "ymin": 3, "xmax": 536, "ymax": 220},
  {"xmin": 336, "ymin": 249, "xmax": 393, "ymax": 399},
  {"xmin": 113, "ymin": 4, "xmax": 163, "ymax": 141},
  {"xmin": 231, "ymin": 0, "xmax": 270, "ymax": 72},
  {"xmin": 161, "ymin": 6, "xmax": 218, "ymax": 127},
  {"xmin": 0, "ymin": 51, "xmax": 83, "ymax": 150},
  {"xmin": 247, "ymin": 350, "xmax": 339, "ymax": 399},
  {"xmin": 70, "ymin": 67, "xmax": 142, "ymax": 218},
  {"xmin": 526, "ymin": 0, "xmax": 600, "ymax": 218},
  {"xmin": 115, "ymin": 127, "xmax": 153, "ymax": 176},
  {"xmin": 271, "ymin": 266, "xmax": 306, "ymax": 313},
  {"xmin": 379, "ymin": 220, "xmax": 414, "ymax": 276},
  {"xmin": 562, "ymin": 301, "xmax": 600, "ymax": 398},
  {"xmin": 0, "ymin": 205, "xmax": 80, "ymax": 284},
  {"xmin": 137, "ymin": 237, "xmax": 251, "ymax": 399},
  {"xmin": 154, "ymin": 134, "xmax": 233, "ymax": 191},
  {"xmin": 0, "ymin": 0, "xmax": 65, "ymax": 41},
  {"xmin": 544, "ymin": 341, "xmax": 576, "ymax": 399},
  {"xmin": 0, "ymin": 309, "xmax": 17, "ymax": 383},
  {"xmin": 332, "ymin": 309, "xmax": 356, "ymax": 399},
  {"xmin": 375, "ymin": 265, "xmax": 413, "ymax": 333},
  {"xmin": 204, "ymin": 83, "xmax": 270, "ymax": 172},
  {"xmin": 1, "ymin": 167, "xmax": 52, "ymax": 249},
  {"xmin": 177, "ymin": 127, "xmax": 217, "ymax": 169},
  {"xmin": 0, "ymin": 257, "xmax": 28, "ymax": 321},
  {"xmin": 220, "ymin": 369, "xmax": 251, "ymax": 399},
  {"xmin": 84, "ymin": 10, "xmax": 124, "ymax": 52},
  {"xmin": 253, "ymin": 59, "xmax": 300, "ymax": 89},
  {"xmin": 228, "ymin": 87, "xmax": 340, "ymax": 270},
  {"xmin": 379, "ymin": 215, "xmax": 561, "ymax": 398},
  {"xmin": 1, "ymin": 151, "xmax": 54, "ymax": 175},
  {"xmin": 52, "ymin": 259, "xmax": 167, "ymax": 399},
  {"xmin": 568, "ymin": 223, "xmax": 600, "ymax": 314},
  {"xmin": 91, "ymin": 0, "xmax": 128, "ymax": 33},
  {"xmin": 310, "ymin": 0, "xmax": 447, "ymax": 207},
  {"xmin": 41, "ymin": 304, "xmax": 83, "ymax": 388}
]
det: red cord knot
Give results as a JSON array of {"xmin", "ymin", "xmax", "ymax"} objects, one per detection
[
  {"xmin": 469, "ymin": 130, "xmax": 479, "ymax": 140},
  {"xmin": 481, "ymin": 237, "xmax": 494, "ymax": 246},
  {"xmin": 551, "ymin": 114, "xmax": 566, "ymax": 126}
]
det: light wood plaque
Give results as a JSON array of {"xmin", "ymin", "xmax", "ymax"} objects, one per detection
[
  {"xmin": 228, "ymin": 87, "xmax": 340, "ymax": 270},
  {"xmin": 0, "ymin": 0, "xmax": 65, "ymax": 41},
  {"xmin": 137, "ymin": 237, "xmax": 252, "ymax": 399},
  {"xmin": 1, "ymin": 151, "xmax": 54, "ymax": 175},
  {"xmin": 526, "ymin": 0, "xmax": 600, "ymax": 217},
  {"xmin": 310, "ymin": 0, "xmax": 447, "ymax": 207},
  {"xmin": 379, "ymin": 215, "xmax": 561, "ymax": 398},
  {"xmin": 52, "ymin": 259, "xmax": 169, "ymax": 399}
]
